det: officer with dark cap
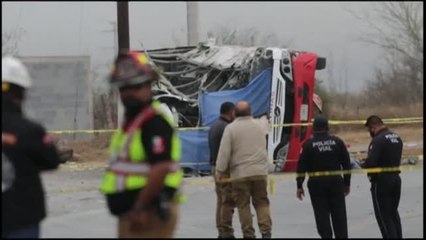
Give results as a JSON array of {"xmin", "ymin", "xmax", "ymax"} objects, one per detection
[
  {"xmin": 296, "ymin": 115, "xmax": 351, "ymax": 238},
  {"xmin": 362, "ymin": 115, "xmax": 403, "ymax": 239}
]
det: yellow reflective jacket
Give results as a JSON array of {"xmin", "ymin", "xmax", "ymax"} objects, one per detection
[{"xmin": 99, "ymin": 100, "xmax": 183, "ymax": 195}]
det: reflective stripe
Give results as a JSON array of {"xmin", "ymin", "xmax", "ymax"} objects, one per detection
[
  {"xmin": 117, "ymin": 175, "xmax": 125, "ymax": 192},
  {"xmin": 168, "ymin": 162, "xmax": 181, "ymax": 172},
  {"xmin": 109, "ymin": 162, "xmax": 151, "ymax": 174}
]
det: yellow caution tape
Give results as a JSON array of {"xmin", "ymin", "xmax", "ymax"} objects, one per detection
[
  {"xmin": 48, "ymin": 117, "xmax": 423, "ymax": 134},
  {"xmin": 188, "ymin": 157, "xmax": 422, "ymax": 186},
  {"xmin": 181, "ymin": 161, "xmax": 423, "ymax": 195},
  {"xmin": 51, "ymin": 155, "xmax": 421, "ymax": 195}
]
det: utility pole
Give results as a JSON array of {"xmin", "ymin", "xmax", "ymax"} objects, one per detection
[
  {"xmin": 117, "ymin": 2, "xmax": 130, "ymax": 53},
  {"xmin": 116, "ymin": 2, "xmax": 130, "ymax": 126},
  {"xmin": 186, "ymin": 1, "xmax": 199, "ymax": 46}
]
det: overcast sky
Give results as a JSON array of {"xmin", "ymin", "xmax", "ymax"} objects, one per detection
[{"xmin": 2, "ymin": 1, "xmax": 386, "ymax": 92}]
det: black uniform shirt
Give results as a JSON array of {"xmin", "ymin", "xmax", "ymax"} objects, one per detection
[
  {"xmin": 362, "ymin": 127, "xmax": 403, "ymax": 181},
  {"xmin": 208, "ymin": 116, "xmax": 231, "ymax": 166},
  {"xmin": 296, "ymin": 132, "xmax": 351, "ymax": 189},
  {"xmin": 2, "ymin": 97, "xmax": 60, "ymax": 235}
]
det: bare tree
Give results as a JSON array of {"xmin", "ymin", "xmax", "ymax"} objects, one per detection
[
  {"xmin": 91, "ymin": 67, "xmax": 117, "ymax": 131},
  {"xmin": 2, "ymin": 29, "xmax": 24, "ymax": 56},
  {"xmin": 347, "ymin": 2, "xmax": 423, "ymax": 104}
]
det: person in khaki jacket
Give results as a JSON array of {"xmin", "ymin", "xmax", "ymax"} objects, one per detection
[{"xmin": 215, "ymin": 101, "xmax": 272, "ymax": 239}]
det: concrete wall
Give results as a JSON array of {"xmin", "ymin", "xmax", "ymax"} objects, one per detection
[{"xmin": 20, "ymin": 56, "xmax": 92, "ymax": 139}]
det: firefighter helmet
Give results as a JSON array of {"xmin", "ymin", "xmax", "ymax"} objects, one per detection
[{"xmin": 109, "ymin": 51, "xmax": 159, "ymax": 88}]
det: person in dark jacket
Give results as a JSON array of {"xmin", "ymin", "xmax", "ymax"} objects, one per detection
[
  {"xmin": 362, "ymin": 115, "xmax": 403, "ymax": 239},
  {"xmin": 2, "ymin": 56, "xmax": 60, "ymax": 238},
  {"xmin": 296, "ymin": 115, "xmax": 351, "ymax": 238},
  {"xmin": 208, "ymin": 101, "xmax": 236, "ymax": 238}
]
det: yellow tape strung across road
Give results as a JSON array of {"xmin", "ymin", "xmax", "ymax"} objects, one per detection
[
  {"xmin": 215, "ymin": 164, "xmax": 422, "ymax": 184},
  {"xmin": 53, "ymin": 156, "xmax": 422, "ymax": 195},
  {"xmin": 48, "ymin": 117, "xmax": 423, "ymax": 134}
]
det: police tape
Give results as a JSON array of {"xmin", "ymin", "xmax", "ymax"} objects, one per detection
[
  {"xmin": 188, "ymin": 160, "xmax": 423, "ymax": 194},
  {"xmin": 52, "ymin": 156, "xmax": 422, "ymax": 195},
  {"xmin": 212, "ymin": 164, "xmax": 422, "ymax": 183},
  {"xmin": 181, "ymin": 154, "xmax": 423, "ymax": 184},
  {"xmin": 273, "ymin": 119, "xmax": 423, "ymax": 127},
  {"xmin": 48, "ymin": 117, "xmax": 423, "ymax": 134}
]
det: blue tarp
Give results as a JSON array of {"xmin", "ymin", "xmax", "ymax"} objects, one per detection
[
  {"xmin": 178, "ymin": 68, "xmax": 272, "ymax": 172},
  {"xmin": 178, "ymin": 129, "xmax": 211, "ymax": 172},
  {"xmin": 199, "ymin": 68, "xmax": 273, "ymax": 126}
]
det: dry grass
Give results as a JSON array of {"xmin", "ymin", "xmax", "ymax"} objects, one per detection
[
  {"xmin": 57, "ymin": 134, "xmax": 112, "ymax": 163},
  {"xmin": 326, "ymin": 101, "xmax": 423, "ymax": 132},
  {"xmin": 334, "ymin": 126, "xmax": 423, "ymax": 145},
  {"xmin": 328, "ymin": 102, "xmax": 423, "ymax": 121},
  {"xmin": 332, "ymin": 126, "xmax": 423, "ymax": 159}
]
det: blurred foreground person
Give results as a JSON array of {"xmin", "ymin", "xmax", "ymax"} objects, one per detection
[
  {"xmin": 2, "ymin": 56, "xmax": 60, "ymax": 238},
  {"xmin": 99, "ymin": 51, "xmax": 183, "ymax": 238}
]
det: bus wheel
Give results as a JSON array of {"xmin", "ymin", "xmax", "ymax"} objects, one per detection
[{"xmin": 274, "ymin": 144, "xmax": 289, "ymax": 172}]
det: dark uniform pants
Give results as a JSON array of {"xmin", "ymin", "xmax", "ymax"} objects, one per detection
[
  {"xmin": 118, "ymin": 201, "xmax": 178, "ymax": 238},
  {"xmin": 370, "ymin": 174, "xmax": 402, "ymax": 239},
  {"xmin": 308, "ymin": 177, "xmax": 348, "ymax": 238},
  {"xmin": 232, "ymin": 176, "xmax": 272, "ymax": 238},
  {"xmin": 212, "ymin": 166, "xmax": 236, "ymax": 237}
]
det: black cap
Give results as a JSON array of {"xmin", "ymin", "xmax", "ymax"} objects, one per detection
[
  {"xmin": 364, "ymin": 115, "xmax": 383, "ymax": 127},
  {"xmin": 313, "ymin": 115, "xmax": 329, "ymax": 131}
]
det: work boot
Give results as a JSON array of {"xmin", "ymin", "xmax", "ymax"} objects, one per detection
[{"xmin": 262, "ymin": 233, "xmax": 271, "ymax": 239}]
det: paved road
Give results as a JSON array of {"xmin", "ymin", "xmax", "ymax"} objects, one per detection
[{"xmin": 40, "ymin": 164, "xmax": 423, "ymax": 238}]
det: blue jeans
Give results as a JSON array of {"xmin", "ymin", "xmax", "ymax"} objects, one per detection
[{"xmin": 5, "ymin": 224, "xmax": 40, "ymax": 238}]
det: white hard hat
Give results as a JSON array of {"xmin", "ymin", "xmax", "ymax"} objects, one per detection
[{"xmin": 2, "ymin": 56, "xmax": 32, "ymax": 88}]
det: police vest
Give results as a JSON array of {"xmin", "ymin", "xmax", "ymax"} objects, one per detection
[{"xmin": 99, "ymin": 101, "xmax": 183, "ymax": 195}]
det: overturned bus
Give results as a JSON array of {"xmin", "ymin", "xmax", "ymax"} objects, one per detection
[{"xmin": 140, "ymin": 42, "xmax": 326, "ymax": 174}]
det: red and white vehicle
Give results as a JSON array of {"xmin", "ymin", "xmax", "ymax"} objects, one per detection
[
  {"xmin": 143, "ymin": 43, "xmax": 326, "ymax": 173},
  {"xmin": 265, "ymin": 48, "xmax": 325, "ymax": 171}
]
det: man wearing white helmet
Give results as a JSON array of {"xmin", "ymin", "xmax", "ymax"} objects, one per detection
[{"xmin": 2, "ymin": 56, "xmax": 60, "ymax": 238}]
